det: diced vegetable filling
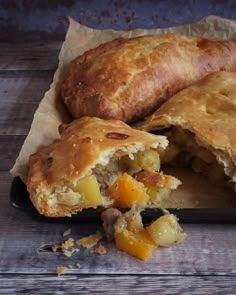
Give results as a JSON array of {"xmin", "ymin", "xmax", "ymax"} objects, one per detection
[
  {"xmin": 108, "ymin": 173, "xmax": 150, "ymax": 207},
  {"xmin": 92, "ymin": 148, "xmax": 179, "ymax": 208},
  {"xmin": 102, "ymin": 207, "xmax": 187, "ymax": 260},
  {"xmin": 160, "ymin": 127, "xmax": 229, "ymax": 185},
  {"xmin": 52, "ymin": 148, "xmax": 180, "ymax": 210}
]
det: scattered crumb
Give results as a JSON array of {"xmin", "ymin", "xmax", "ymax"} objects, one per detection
[
  {"xmin": 76, "ymin": 232, "xmax": 102, "ymax": 248},
  {"xmin": 63, "ymin": 247, "xmax": 79, "ymax": 258},
  {"xmin": 63, "ymin": 228, "xmax": 71, "ymax": 237},
  {"xmin": 56, "ymin": 266, "xmax": 68, "ymax": 276},
  {"xmin": 61, "ymin": 238, "xmax": 80, "ymax": 258},
  {"xmin": 52, "ymin": 232, "xmax": 107, "ymax": 276},
  {"xmin": 61, "ymin": 238, "xmax": 74, "ymax": 251},
  {"xmin": 51, "ymin": 245, "xmax": 60, "ymax": 253},
  {"xmin": 91, "ymin": 244, "xmax": 106, "ymax": 255},
  {"xmin": 51, "ymin": 238, "xmax": 80, "ymax": 258}
]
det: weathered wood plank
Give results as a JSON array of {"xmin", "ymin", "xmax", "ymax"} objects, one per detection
[
  {"xmin": 1, "ymin": 172, "xmax": 236, "ymax": 275},
  {"xmin": 0, "ymin": 74, "xmax": 53, "ymax": 135},
  {"xmin": 0, "ymin": 42, "xmax": 61, "ymax": 71},
  {"xmin": 0, "ymin": 135, "xmax": 25, "ymax": 171},
  {"xmin": 0, "ymin": 274, "xmax": 236, "ymax": 294}
]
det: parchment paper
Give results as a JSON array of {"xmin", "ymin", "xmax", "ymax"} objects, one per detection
[{"xmin": 10, "ymin": 15, "xmax": 236, "ymax": 207}]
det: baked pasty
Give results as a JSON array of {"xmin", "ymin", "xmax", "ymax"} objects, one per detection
[
  {"xmin": 61, "ymin": 34, "xmax": 236, "ymax": 123},
  {"xmin": 27, "ymin": 116, "xmax": 180, "ymax": 217},
  {"xmin": 139, "ymin": 71, "xmax": 236, "ymax": 190}
]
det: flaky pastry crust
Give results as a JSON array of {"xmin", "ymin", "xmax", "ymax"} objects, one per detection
[
  {"xmin": 139, "ymin": 71, "xmax": 236, "ymax": 188},
  {"xmin": 27, "ymin": 117, "xmax": 168, "ymax": 217},
  {"xmin": 61, "ymin": 34, "xmax": 236, "ymax": 123}
]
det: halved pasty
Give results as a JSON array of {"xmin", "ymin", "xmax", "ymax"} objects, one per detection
[
  {"xmin": 27, "ymin": 116, "xmax": 180, "ymax": 217},
  {"xmin": 61, "ymin": 34, "xmax": 236, "ymax": 123},
  {"xmin": 139, "ymin": 71, "xmax": 236, "ymax": 190}
]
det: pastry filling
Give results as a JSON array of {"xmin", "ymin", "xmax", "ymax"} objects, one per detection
[
  {"xmin": 48, "ymin": 148, "xmax": 180, "ymax": 210},
  {"xmin": 159, "ymin": 126, "xmax": 233, "ymax": 186},
  {"xmin": 101, "ymin": 207, "xmax": 187, "ymax": 261}
]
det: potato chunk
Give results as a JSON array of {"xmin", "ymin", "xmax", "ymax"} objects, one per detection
[
  {"xmin": 147, "ymin": 214, "xmax": 187, "ymax": 247},
  {"xmin": 120, "ymin": 149, "xmax": 160, "ymax": 173},
  {"xmin": 108, "ymin": 173, "xmax": 150, "ymax": 208},
  {"xmin": 74, "ymin": 174, "xmax": 102, "ymax": 207},
  {"xmin": 119, "ymin": 155, "xmax": 141, "ymax": 173},
  {"xmin": 136, "ymin": 149, "xmax": 160, "ymax": 172}
]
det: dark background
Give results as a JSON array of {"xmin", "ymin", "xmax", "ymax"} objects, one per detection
[{"xmin": 0, "ymin": 0, "xmax": 236, "ymax": 41}]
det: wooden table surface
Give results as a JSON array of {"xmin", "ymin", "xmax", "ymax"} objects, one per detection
[{"xmin": 0, "ymin": 41, "xmax": 236, "ymax": 294}]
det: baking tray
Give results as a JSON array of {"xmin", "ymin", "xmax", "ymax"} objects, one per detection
[{"xmin": 10, "ymin": 177, "xmax": 236, "ymax": 224}]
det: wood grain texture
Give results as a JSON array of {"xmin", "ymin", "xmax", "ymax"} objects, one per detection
[
  {"xmin": 0, "ymin": 42, "xmax": 61, "ymax": 71},
  {"xmin": 0, "ymin": 0, "xmax": 236, "ymax": 42},
  {"xmin": 0, "ymin": 136, "xmax": 25, "ymax": 171},
  {"xmin": 1, "ymin": 274, "xmax": 236, "ymax": 294},
  {"xmin": 0, "ymin": 74, "xmax": 53, "ymax": 135},
  {"xmin": 1, "ymin": 172, "xmax": 236, "ymax": 275}
]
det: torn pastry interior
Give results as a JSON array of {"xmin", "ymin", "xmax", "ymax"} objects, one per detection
[
  {"xmin": 139, "ymin": 71, "xmax": 236, "ymax": 191},
  {"xmin": 27, "ymin": 116, "xmax": 181, "ymax": 217},
  {"xmin": 61, "ymin": 34, "xmax": 236, "ymax": 124}
]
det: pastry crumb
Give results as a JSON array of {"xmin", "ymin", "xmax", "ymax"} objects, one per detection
[
  {"xmin": 76, "ymin": 232, "xmax": 102, "ymax": 248},
  {"xmin": 61, "ymin": 238, "xmax": 74, "ymax": 251},
  {"xmin": 51, "ymin": 245, "xmax": 60, "ymax": 253},
  {"xmin": 63, "ymin": 228, "xmax": 71, "ymax": 236},
  {"xmin": 52, "ymin": 238, "xmax": 79, "ymax": 258},
  {"xmin": 56, "ymin": 266, "xmax": 68, "ymax": 276},
  {"xmin": 91, "ymin": 244, "xmax": 106, "ymax": 255},
  {"xmin": 63, "ymin": 247, "xmax": 79, "ymax": 257}
]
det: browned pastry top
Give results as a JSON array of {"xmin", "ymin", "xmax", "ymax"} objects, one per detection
[{"xmin": 61, "ymin": 34, "xmax": 236, "ymax": 123}]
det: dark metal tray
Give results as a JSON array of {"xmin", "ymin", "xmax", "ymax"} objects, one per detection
[{"xmin": 11, "ymin": 177, "xmax": 236, "ymax": 224}]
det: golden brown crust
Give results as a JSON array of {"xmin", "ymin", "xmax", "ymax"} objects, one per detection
[
  {"xmin": 61, "ymin": 34, "xmax": 236, "ymax": 123},
  {"xmin": 139, "ymin": 71, "xmax": 236, "ymax": 187},
  {"xmin": 27, "ymin": 116, "xmax": 168, "ymax": 217}
]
